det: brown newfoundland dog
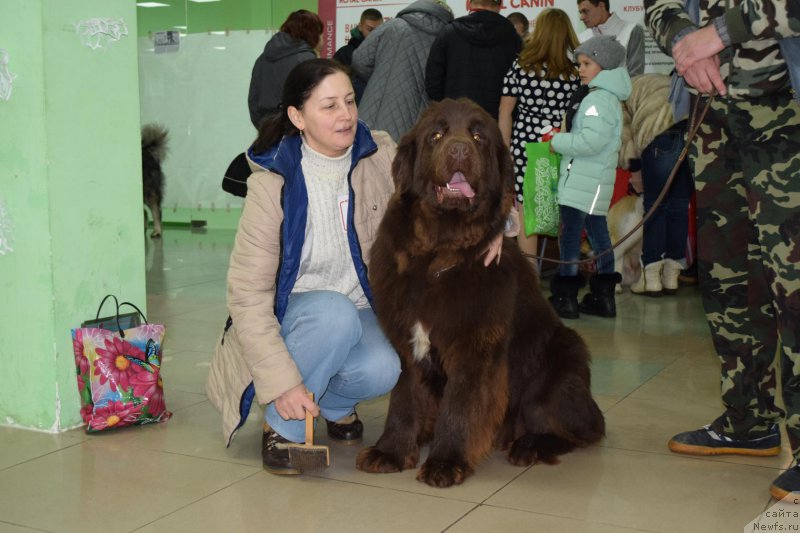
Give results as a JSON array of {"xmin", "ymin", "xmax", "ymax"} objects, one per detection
[{"xmin": 356, "ymin": 99, "xmax": 605, "ymax": 487}]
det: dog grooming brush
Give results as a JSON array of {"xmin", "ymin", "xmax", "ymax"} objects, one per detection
[{"xmin": 287, "ymin": 392, "xmax": 330, "ymax": 471}]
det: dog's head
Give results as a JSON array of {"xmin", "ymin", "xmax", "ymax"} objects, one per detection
[{"xmin": 392, "ymin": 99, "xmax": 514, "ymax": 219}]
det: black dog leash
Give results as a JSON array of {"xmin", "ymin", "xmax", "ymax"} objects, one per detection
[{"xmin": 522, "ymin": 91, "xmax": 715, "ymax": 266}]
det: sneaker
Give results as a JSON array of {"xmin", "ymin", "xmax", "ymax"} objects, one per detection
[
  {"xmin": 262, "ymin": 428, "xmax": 301, "ymax": 475},
  {"xmin": 771, "ymin": 465, "xmax": 800, "ymax": 501},
  {"xmin": 667, "ymin": 424, "xmax": 781, "ymax": 456}
]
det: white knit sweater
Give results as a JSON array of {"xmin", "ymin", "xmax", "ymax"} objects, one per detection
[{"xmin": 292, "ymin": 140, "xmax": 368, "ymax": 309}]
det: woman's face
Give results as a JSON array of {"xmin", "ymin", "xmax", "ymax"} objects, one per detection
[{"xmin": 288, "ymin": 71, "xmax": 357, "ymax": 157}]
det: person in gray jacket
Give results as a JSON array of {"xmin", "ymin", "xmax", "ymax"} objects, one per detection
[
  {"xmin": 248, "ymin": 10, "xmax": 322, "ymax": 129},
  {"xmin": 352, "ymin": 0, "xmax": 453, "ymax": 142}
]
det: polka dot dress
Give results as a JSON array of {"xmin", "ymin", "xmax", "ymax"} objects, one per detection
[{"xmin": 502, "ymin": 61, "xmax": 579, "ymax": 203}]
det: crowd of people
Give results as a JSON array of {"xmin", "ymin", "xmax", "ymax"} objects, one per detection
[{"xmin": 213, "ymin": 0, "xmax": 799, "ymax": 500}]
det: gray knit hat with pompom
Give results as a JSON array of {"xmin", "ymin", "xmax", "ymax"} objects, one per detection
[{"xmin": 574, "ymin": 35, "xmax": 626, "ymax": 70}]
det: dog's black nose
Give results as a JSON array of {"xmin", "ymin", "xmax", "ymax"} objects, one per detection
[{"xmin": 447, "ymin": 142, "xmax": 470, "ymax": 161}]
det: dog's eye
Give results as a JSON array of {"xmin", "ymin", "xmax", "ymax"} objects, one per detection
[
  {"xmin": 431, "ymin": 132, "xmax": 443, "ymax": 142},
  {"xmin": 472, "ymin": 133, "xmax": 482, "ymax": 142}
]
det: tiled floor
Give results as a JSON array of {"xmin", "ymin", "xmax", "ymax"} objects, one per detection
[{"xmin": 0, "ymin": 228, "xmax": 794, "ymax": 532}]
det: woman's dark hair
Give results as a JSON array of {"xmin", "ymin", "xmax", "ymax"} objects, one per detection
[
  {"xmin": 280, "ymin": 10, "xmax": 324, "ymax": 50},
  {"xmin": 253, "ymin": 58, "xmax": 350, "ymax": 153}
]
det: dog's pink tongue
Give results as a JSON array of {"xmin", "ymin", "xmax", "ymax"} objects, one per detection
[{"xmin": 448, "ymin": 172, "xmax": 475, "ymax": 198}]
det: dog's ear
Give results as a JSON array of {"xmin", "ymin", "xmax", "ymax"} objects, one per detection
[
  {"xmin": 391, "ymin": 128, "xmax": 417, "ymax": 194},
  {"xmin": 494, "ymin": 128, "xmax": 515, "ymax": 196}
]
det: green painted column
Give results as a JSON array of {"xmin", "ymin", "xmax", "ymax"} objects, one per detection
[{"xmin": 0, "ymin": 0, "xmax": 145, "ymax": 431}]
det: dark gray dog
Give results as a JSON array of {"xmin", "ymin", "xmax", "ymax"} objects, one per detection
[{"xmin": 141, "ymin": 124, "xmax": 168, "ymax": 239}]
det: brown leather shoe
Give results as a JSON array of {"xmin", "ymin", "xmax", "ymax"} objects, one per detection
[
  {"xmin": 262, "ymin": 429, "xmax": 301, "ymax": 475},
  {"xmin": 325, "ymin": 414, "xmax": 363, "ymax": 444}
]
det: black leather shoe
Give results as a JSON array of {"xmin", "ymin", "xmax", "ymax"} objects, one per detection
[
  {"xmin": 262, "ymin": 429, "xmax": 301, "ymax": 475},
  {"xmin": 326, "ymin": 414, "xmax": 363, "ymax": 444}
]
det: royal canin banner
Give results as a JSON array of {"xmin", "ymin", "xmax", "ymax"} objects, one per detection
[{"xmin": 317, "ymin": 0, "xmax": 672, "ymax": 73}]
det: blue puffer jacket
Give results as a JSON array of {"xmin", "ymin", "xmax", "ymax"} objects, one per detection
[{"xmin": 550, "ymin": 67, "xmax": 632, "ymax": 216}]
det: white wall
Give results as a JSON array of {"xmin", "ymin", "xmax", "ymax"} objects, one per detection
[{"xmin": 138, "ymin": 31, "xmax": 272, "ymax": 213}]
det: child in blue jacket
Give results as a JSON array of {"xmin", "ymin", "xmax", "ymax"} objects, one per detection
[{"xmin": 549, "ymin": 35, "xmax": 632, "ymax": 319}]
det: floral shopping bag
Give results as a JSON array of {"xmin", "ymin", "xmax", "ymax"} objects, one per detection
[
  {"xmin": 523, "ymin": 141, "xmax": 561, "ymax": 237},
  {"xmin": 72, "ymin": 295, "xmax": 171, "ymax": 432}
]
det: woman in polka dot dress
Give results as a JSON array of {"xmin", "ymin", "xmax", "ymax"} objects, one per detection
[{"xmin": 499, "ymin": 8, "xmax": 580, "ymax": 266}]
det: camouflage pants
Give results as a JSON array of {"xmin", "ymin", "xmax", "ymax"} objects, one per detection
[{"xmin": 690, "ymin": 92, "xmax": 800, "ymax": 455}]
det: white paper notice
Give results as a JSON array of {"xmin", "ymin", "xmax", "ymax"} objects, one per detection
[{"xmin": 154, "ymin": 31, "xmax": 180, "ymax": 54}]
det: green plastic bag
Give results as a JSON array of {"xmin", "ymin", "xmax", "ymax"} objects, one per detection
[{"xmin": 523, "ymin": 141, "xmax": 561, "ymax": 237}]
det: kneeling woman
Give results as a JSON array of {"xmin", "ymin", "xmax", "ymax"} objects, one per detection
[{"xmin": 207, "ymin": 59, "xmax": 401, "ymax": 474}]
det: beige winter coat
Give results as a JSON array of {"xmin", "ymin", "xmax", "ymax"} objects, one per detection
[
  {"xmin": 618, "ymin": 74, "xmax": 677, "ymax": 169},
  {"xmin": 206, "ymin": 130, "xmax": 397, "ymax": 445}
]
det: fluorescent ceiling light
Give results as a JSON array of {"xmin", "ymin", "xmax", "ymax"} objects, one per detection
[
  {"xmin": 209, "ymin": 31, "xmax": 226, "ymax": 35},
  {"xmin": 189, "ymin": 0, "xmax": 221, "ymax": 3},
  {"xmin": 174, "ymin": 25, "xmax": 187, "ymax": 30},
  {"xmin": 213, "ymin": 46, "xmax": 226, "ymax": 50},
  {"xmin": 137, "ymin": 2, "xmax": 170, "ymax": 7}
]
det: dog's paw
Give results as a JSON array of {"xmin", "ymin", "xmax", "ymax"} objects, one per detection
[
  {"xmin": 508, "ymin": 439, "xmax": 536, "ymax": 466},
  {"xmin": 417, "ymin": 458, "xmax": 472, "ymax": 488},
  {"xmin": 356, "ymin": 446, "xmax": 415, "ymax": 473},
  {"xmin": 508, "ymin": 434, "xmax": 570, "ymax": 466}
]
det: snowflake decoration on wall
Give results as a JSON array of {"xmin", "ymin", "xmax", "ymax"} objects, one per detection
[
  {"xmin": 0, "ymin": 197, "xmax": 14, "ymax": 255},
  {"xmin": 74, "ymin": 18, "xmax": 129, "ymax": 50},
  {"xmin": 0, "ymin": 48, "xmax": 15, "ymax": 101}
]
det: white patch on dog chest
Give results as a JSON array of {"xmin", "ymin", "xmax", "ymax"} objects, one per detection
[{"xmin": 410, "ymin": 321, "xmax": 431, "ymax": 362}]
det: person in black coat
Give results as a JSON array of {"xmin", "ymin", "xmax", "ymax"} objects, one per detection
[
  {"xmin": 425, "ymin": 0, "xmax": 521, "ymax": 120},
  {"xmin": 333, "ymin": 8, "xmax": 383, "ymax": 104},
  {"xmin": 248, "ymin": 10, "xmax": 323, "ymax": 129}
]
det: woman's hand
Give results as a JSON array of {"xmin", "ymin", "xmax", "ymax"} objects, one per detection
[
  {"xmin": 483, "ymin": 232, "xmax": 504, "ymax": 266},
  {"xmin": 273, "ymin": 384, "xmax": 319, "ymax": 420}
]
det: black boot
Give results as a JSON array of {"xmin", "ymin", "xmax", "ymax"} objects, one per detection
[
  {"xmin": 549, "ymin": 274, "xmax": 586, "ymax": 319},
  {"xmin": 326, "ymin": 412, "xmax": 363, "ymax": 444},
  {"xmin": 580, "ymin": 273, "xmax": 622, "ymax": 317},
  {"xmin": 262, "ymin": 426, "xmax": 301, "ymax": 475}
]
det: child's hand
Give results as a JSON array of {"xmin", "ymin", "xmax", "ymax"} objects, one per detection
[{"xmin": 549, "ymin": 142, "xmax": 556, "ymax": 154}]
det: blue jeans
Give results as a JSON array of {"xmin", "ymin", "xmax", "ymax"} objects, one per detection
[
  {"xmin": 640, "ymin": 125, "xmax": 693, "ymax": 265},
  {"xmin": 558, "ymin": 205, "xmax": 614, "ymax": 277},
  {"xmin": 265, "ymin": 290, "xmax": 401, "ymax": 443}
]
